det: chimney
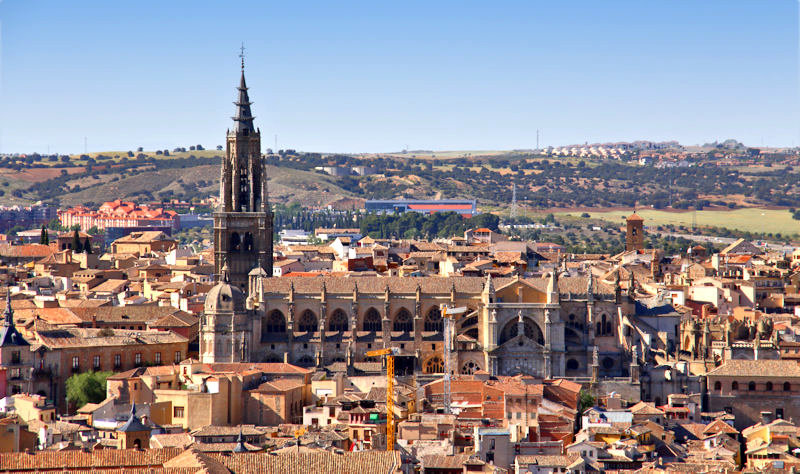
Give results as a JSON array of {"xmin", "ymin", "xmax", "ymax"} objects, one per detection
[{"xmin": 761, "ymin": 411, "xmax": 772, "ymax": 425}]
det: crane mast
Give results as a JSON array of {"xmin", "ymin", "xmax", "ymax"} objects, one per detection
[
  {"xmin": 366, "ymin": 347, "xmax": 400, "ymax": 450},
  {"xmin": 440, "ymin": 305, "xmax": 466, "ymax": 415}
]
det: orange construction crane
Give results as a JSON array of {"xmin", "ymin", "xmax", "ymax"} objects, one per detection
[{"xmin": 366, "ymin": 347, "xmax": 400, "ymax": 450}]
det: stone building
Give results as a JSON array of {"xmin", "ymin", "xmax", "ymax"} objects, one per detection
[
  {"xmin": 33, "ymin": 327, "xmax": 188, "ymax": 411},
  {"xmin": 706, "ymin": 359, "xmax": 800, "ymax": 430},
  {"xmin": 208, "ymin": 271, "xmax": 632, "ymax": 379},
  {"xmin": 201, "ymin": 64, "xmax": 633, "ymax": 379},
  {"xmin": 0, "ymin": 294, "xmax": 31, "ymax": 397}
]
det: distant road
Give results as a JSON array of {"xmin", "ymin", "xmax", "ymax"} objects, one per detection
[{"xmin": 654, "ymin": 231, "xmax": 795, "ymax": 253}]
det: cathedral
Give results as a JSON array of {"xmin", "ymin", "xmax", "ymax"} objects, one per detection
[{"xmin": 201, "ymin": 66, "xmax": 633, "ymax": 379}]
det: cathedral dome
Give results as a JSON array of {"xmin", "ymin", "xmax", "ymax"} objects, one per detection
[{"xmin": 205, "ymin": 265, "xmax": 246, "ymax": 314}]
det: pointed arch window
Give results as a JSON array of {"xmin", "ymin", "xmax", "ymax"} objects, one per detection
[
  {"xmin": 362, "ymin": 308, "xmax": 382, "ymax": 332},
  {"xmin": 424, "ymin": 356, "xmax": 444, "ymax": 374},
  {"xmin": 424, "ymin": 307, "xmax": 443, "ymax": 332},
  {"xmin": 229, "ymin": 233, "xmax": 241, "ymax": 252},
  {"xmin": 393, "ymin": 308, "xmax": 413, "ymax": 332},
  {"xmin": 243, "ymin": 232, "xmax": 254, "ymax": 252},
  {"xmin": 262, "ymin": 310, "xmax": 286, "ymax": 340},
  {"xmin": 298, "ymin": 310, "xmax": 317, "ymax": 333},
  {"xmin": 328, "ymin": 309, "xmax": 349, "ymax": 332}
]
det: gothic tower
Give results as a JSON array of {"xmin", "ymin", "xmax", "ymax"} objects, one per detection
[{"xmin": 214, "ymin": 64, "xmax": 273, "ymax": 290}]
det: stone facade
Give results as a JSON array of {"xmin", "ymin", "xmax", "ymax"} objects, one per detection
[{"xmin": 214, "ymin": 273, "xmax": 633, "ymax": 379}]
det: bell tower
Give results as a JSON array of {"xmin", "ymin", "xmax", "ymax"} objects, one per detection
[
  {"xmin": 625, "ymin": 212, "xmax": 644, "ymax": 251},
  {"xmin": 214, "ymin": 53, "xmax": 273, "ymax": 291}
]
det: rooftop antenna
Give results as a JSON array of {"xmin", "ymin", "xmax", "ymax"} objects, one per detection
[
  {"xmin": 84, "ymin": 137, "xmax": 87, "ymax": 154},
  {"xmin": 536, "ymin": 129, "xmax": 540, "ymax": 152}
]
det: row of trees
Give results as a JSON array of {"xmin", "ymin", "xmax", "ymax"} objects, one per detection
[{"xmin": 359, "ymin": 212, "xmax": 500, "ymax": 240}]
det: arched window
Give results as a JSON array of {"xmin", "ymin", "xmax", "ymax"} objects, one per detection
[
  {"xmin": 424, "ymin": 356, "xmax": 444, "ymax": 374},
  {"xmin": 566, "ymin": 359, "xmax": 580, "ymax": 371},
  {"xmin": 328, "ymin": 309, "xmax": 349, "ymax": 332},
  {"xmin": 597, "ymin": 314, "xmax": 613, "ymax": 336},
  {"xmin": 461, "ymin": 361, "xmax": 480, "ymax": 375},
  {"xmin": 498, "ymin": 318, "xmax": 545, "ymax": 346},
  {"xmin": 424, "ymin": 307, "xmax": 443, "ymax": 332},
  {"xmin": 263, "ymin": 354, "xmax": 282, "ymax": 363},
  {"xmin": 298, "ymin": 310, "xmax": 317, "ymax": 333},
  {"xmin": 229, "ymin": 232, "xmax": 241, "ymax": 252},
  {"xmin": 732, "ymin": 381, "xmax": 738, "ymax": 391},
  {"xmin": 296, "ymin": 355, "xmax": 315, "ymax": 367},
  {"xmin": 748, "ymin": 381, "xmax": 756, "ymax": 391},
  {"xmin": 602, "ymin": 357, "xmax": 614, "ymax": 370},
  {"xmin": 362, "ymin": 308, "xmax": 382, "ymax": 332},
  {"xmin": 261, "ymin": 310, "xmax": 286, "ymax": 339},
  {"xmin": 714, "ymin": 381, "xmax": 721, "ymax": 391},
  {"xmin": 785, "ymin": 382, "xmax": 792, "ymax": 391},
  {"xmin": 766, "ymin": 382, "xmax": 773, "ymax": 391},
  {"xmin": 243, "ymin": 232, "xmax": 254, "ymax": 252},
  {"xmin": 393, "ymin": 308, "xmax": 413, "ymax": 332}
]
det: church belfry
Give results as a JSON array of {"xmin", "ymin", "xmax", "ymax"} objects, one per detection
[{"xmin": 214, "ymin": 57, "xmax": 273, "ymax": 290}]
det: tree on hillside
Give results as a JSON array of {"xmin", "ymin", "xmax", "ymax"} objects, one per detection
[
  {"xmin": 40, "ymin": 226, "xmax": 49, "ymax": 245},
  {"xmin": 66, "ymin": 371, "xmax": 113, "ymax": 409}
]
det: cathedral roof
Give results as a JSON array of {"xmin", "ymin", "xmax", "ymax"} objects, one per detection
[{"xmin": 259, "ymin": 275, "xmax": 614, "ymax": 297}]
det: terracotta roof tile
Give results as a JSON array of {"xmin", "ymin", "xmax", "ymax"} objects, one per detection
[
  {"xmin": 209, "ymin": 451, "xmax": 401, "ymax": 474},
  {"xmin": 0, "ymin": 448, "xmax": 182, "ymax": 471},
  {"xmin": 707, "ymin": 360, "xmax": 800, "ymax": 378}
]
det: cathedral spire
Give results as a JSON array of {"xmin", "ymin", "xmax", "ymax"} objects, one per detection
[{"xmin": 232, "ymin": 70, "xmax": 256, "ymax": 134}]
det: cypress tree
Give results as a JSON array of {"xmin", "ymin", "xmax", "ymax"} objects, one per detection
[
  {"xmin": 84, "ymin": 238, "xmax": 92, "ymax": 254},
  {"xmin": 72, "ymin": 229, "xmax": 83, "ymax": 253},
  {"xmin": 40, "ymin": 225, "xmax": 49, "ymax": 245}
]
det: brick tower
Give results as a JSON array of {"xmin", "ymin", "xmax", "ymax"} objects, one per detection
[{"xmin": 625, "ymin": 212, "xmax": 644, "ymax": 251}]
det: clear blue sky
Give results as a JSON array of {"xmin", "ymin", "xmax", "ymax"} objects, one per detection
[{"xmin": 1, "ymin": 0, "xmax": 798, "ymax": 154}]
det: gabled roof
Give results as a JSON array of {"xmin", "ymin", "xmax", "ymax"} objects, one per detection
[
  {"xmin": 703, "ymin": 419, "xmax": 739, "ymax": 435},
  {"xmin": 720, "ymin": 238, "xmax": 762, "ymax": 256}
]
